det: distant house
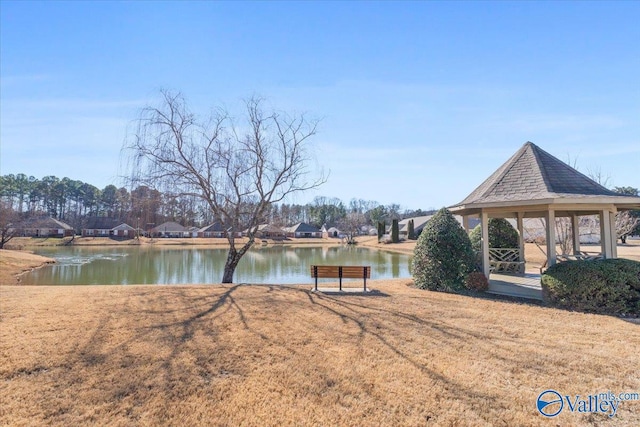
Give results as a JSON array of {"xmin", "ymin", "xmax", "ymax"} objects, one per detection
[
  {"xmin": 283, "ymin": 222, "xmax": 321, "ymax": 238},
  {"xmin": 326, "ymin": 227, "xmax": 341, "ymax": 238},
  {"xmin": 396, "ymin": 216, "xmax": 432, "ymax": 238},
  {"xmin": 111, "ymin": 223, "xmax": 136, "ymax": 238},
  {"xmin": 150, "ymin": 221, "xmax": 190, "ymax": 238},
  {"xmin": 197, "ymin": 222, "xmax": 225, "ymax": 238},
  {"xmin": 82, "ymin": 218, "xmax": 136, "ymax": 238},
  {"xmin": 82, "ymin": 217, "xmax": 119, "ymax": 237},
  {"xmin": 320, "ymin": 224, "xmax": 343, "ymax": 238},
  {"xmin": 394, "ymin": 215, "xmax": 481, "ymax": 239},
  {"xmin": 16, "ymin": 216, "xmax": 74, "ymax": 237},
  {"xmin": 244, "ymin": 224, "xmax": 286, "ymax": 239}
]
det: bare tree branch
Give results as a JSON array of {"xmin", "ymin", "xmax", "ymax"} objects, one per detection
[
  {"xmin": 616, "ymin": 211, "xmax": 640, "ymax": 243},
  {"xmin": 123, "ymin": 91, "xmax": 326, "ymax": 283}
]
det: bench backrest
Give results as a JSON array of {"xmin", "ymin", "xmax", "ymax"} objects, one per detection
[{"xmin": 310, "ymin": 265, "xmax": 371, "ymax": 279}]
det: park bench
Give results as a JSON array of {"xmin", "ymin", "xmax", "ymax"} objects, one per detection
[{"xmin": 310, "ymin": 265, "xmax": 371, "ymax": 292}]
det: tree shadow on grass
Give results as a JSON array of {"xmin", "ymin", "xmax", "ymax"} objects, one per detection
[
  {"xmin": 300, "ymin": 286, "xmax": 583, "ymax": 375},
  {"xmin": 291, "ymin": 287, "xmax": 508, "ymax": 412},
  {"xmin": 142, "ymin": 285, "xmax": 507, "ymax": 409},
  {"xmin": 42, "ymin": 283, "xmax": 618, "ymax": 425}
]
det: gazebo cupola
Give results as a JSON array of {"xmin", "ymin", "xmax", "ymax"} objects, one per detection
[{"xmin": 449, "ymin": 142, "xmax": 640, "ymax": 277}]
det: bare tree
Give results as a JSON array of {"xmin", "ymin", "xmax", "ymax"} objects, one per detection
[
  {"xmin": 124, "ymin": 91, "xmax": 325, "ymax": 283},
  {"xmin": 555, "ymin": 217, "xmax": 574, "ymax": 255},
  {"xmin": 339, "ymin": 211, "xmax": 367, "ymax": 244},
  {"xmin": 587, "ymin": 165, "xmax": 612, "ymax": 188},
  {"xmin": 536, "ymin": 217, "xmax": 575, "ymax": 255},
  {"xmin": 0, "ymin": 202, "xmax": 18, "ymax": 249},
  {"xmin": 616, "ymin": 211, "xmax": 640, "ymax": 244}
]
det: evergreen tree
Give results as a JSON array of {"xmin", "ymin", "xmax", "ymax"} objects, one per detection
[
  {"xmin": 407, "ymin": 219, "xmax": 415, "ymax": 240},
  {"xmin": 469, "ymin": 218, "xmax": 519, "ymax": 252},
  {"xmin": 377, "ymin": 221, "xmax": 385, "ymax": 240},
  {"xmin": 391, "ymin": 219, "xmax": 399, "ymax": 243},
  {"xmin": 412, "ymin": 208, "xmax": 475, "ymax": 292}
]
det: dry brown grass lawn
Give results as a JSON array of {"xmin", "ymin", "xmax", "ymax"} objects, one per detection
[
  {"xmin": 1, "ymin": 281, "xmax": 639, "ymax": 426},
  {"xmin": 0, "ymin": 250, "xmax": 55, "ymax": 286}
]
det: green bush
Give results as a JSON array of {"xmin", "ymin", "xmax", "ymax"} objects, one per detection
[
  {"xmin": 407, "ymin": 219, "xmax": 416, "ymax": 240},
  {"xmin": 377, "ymin": 221, "xmax": 385, "ymax": 240},
  {"xmin": 391, "ymin": 219, "xmax": 399, "ymax": 243},
  {"xmin": 541, "ymin": 259, "xmax": 640, "ymax": 316},
  {"xmin": 465, "ymin": 272, "xmax": 489, "ymax": 291},
  {"xmin": 469, "ymin": 218, "xmax": 519, "ymax": 252},
  {"xmin": 412, "ymin": 208, "xmax": 476, "ymax": 292}
]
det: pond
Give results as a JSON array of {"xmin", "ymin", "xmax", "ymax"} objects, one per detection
[{"xmin": 22, "ymin": 246, "xmax": 413, "ymax": 285}]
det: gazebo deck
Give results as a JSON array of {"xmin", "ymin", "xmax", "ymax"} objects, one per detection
[{"xmin": 488, "ymin": 272, "xmax": 543, "ymax": 300}]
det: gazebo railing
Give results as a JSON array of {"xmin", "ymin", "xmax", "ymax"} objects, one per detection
[
  {"xmin": 488, "ymin": 248, "xmax": 520, "ymax": 263},
  {"xmin": 556, "ymin": 251, "xmax": 603, "ymax": 262},
  {"xmin": 488, "ymin": 248, "xmax": 525, "ymax": 275}
]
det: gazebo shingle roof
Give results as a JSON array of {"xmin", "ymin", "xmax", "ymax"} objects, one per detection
[
  {"xmin": 449, "ymin": 141, "xmax": 640, "ymax": 274},
  {"xmin": 456, "ymin": 142, "xmax": 623, "ymax": 206}
]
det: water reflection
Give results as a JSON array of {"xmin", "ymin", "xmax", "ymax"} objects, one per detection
[{"xmin": 22, "ymin": 246, "xmax": 412, "ymax": 285}]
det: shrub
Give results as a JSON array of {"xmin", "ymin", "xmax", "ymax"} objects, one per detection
[
  {"xmin": 412, "ymin": 208, "xmax": 476, "ymax": 292},
  {"xmin": 465, "ymin": 272, "xmax": 489, "ymax": 292},
  {"xmin": 380, "ymin": 234, "xmax": 392, "ymax": 244},
  {"xmin": 469, "ymin": 218, "xmax": 519, "ymax": 252},
  {"xmin": 377, "ymin": 221, "xmax": 385, "ymax": 240},
  {"xmin": 391, "ymin": 219, "xmax": 399, "ymax": 243},
  {"xmin": 407, "ymin": 219, "xmax": 416, "ymax": 240},
  {"xmin": 541, "ymin": 258, "xmax": 640, "ymax": 316}
]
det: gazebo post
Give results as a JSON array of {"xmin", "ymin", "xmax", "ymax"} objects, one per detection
[
  {"xmin": 546, "ymin": 209, "xmax": 557, "ymax": 267},
  {"xmin": 571, "ymin": 214, "xmax": 581, "ymax": 256},
  {"xmin": 463, "ymin": 215, "xmax": 470, "ymax": 234},
  {"xmin": 599, "ymin": 210, "xmax": 615, "ymax": 259},
  {"xmin": 481, "ymin": 211, "xmax": 490, "ymax": 278},
  {"xmin": 516, "ymin": 212, "xmax": 525, "ymax": 263},
  {"xmin": 610, "ymin": 211, "xmax": 617, "ymax": 258}
]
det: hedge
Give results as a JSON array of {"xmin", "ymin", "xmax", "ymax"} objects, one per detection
[{"xmin": 541, "ymin": 258, "xmax": 640, "ymax": 316}]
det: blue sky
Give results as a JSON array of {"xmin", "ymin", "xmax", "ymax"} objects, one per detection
[{"xmin": 1, "ymin": 1, "xmax": 638, "ymax": 210}]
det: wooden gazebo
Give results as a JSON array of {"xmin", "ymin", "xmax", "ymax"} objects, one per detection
[{"xmin": 449, "ymin": 142, "xmax": 640, "ymax": 278}]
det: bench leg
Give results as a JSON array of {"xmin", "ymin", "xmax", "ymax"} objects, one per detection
[{"xmin": 314, "ymin": 266, "xmax": 318, "ymax": 291}]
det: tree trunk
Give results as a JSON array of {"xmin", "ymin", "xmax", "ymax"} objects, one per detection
[
  {"xmin": 222, "ymin": 256, "xmax": 239, "ymax": 283},
  {"xmin": 221, "ymin": 237, "xmax": 254, "ymax": 283}
]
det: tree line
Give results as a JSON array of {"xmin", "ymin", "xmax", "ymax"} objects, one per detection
[
  {"xmin": 2, "ymin": 173, "xmax": 637, "ymax": 238},
  {"xmin": 0, "ymin": 173, "xmax": 432, "ymax": 232}
]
